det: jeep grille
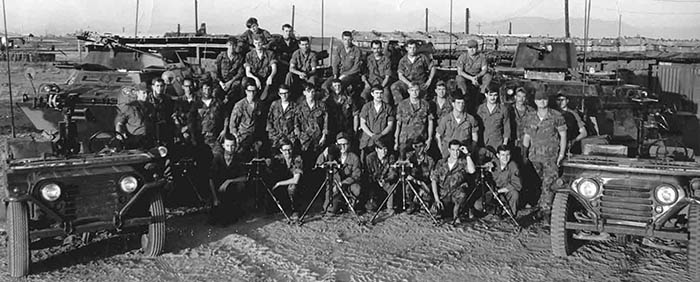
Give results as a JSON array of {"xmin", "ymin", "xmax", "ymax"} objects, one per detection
[{"xmin": 599, "ymin": 178, "xmax": 654, "ymax": 227}]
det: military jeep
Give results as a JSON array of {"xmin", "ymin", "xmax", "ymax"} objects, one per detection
[{"xmin": 0, "ymin": 35, "xmax": 182, "ymax": 277}]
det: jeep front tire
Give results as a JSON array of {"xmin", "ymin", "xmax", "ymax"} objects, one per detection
[
  {"xmin": 551, "ymin": 192, "xmax": 576, "ymax": 257},
  {"xmin": 7, "ymin": 201, "xmax": 30, "ymax": 277}
]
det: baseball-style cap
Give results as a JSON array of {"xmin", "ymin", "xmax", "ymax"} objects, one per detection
[
  {"xmin": 466, "ymin": 39, "xmax": 478, "ymax": 48},
  {"xmin": 534, "ymin": 91, "xmax": 548, "ymax": 100},
  {"xmin": 136, "ymin": 82, "xmax": 148, "ymax": 91},
  {"xmin": 336, "ymin": 132, "xmax": 349, "ymax": 141}
]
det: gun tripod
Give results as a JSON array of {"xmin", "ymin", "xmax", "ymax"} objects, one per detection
[
  {"xmin": 299, "ymin": 162, "xmax": 364, "ymax": 226},
  {"xmin": 370, "ymin": 162, "xmax": 439, "ymax": 225},
  {"xmin": 475, "ymin": 166, "xmax": 521, "ymax": 230},
  {"xmin": 246, "ymin": 160, "xmax": 293, "ymax": 223}
]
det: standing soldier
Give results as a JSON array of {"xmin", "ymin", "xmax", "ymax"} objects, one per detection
[
  {"xmin": 323, "ymin": 31, "xmax": 364, "ymax": 98},
  {"xmin": 361, "ymin": 40, "xmax": 393, "ymax": 104},
  {"xmin": 215, "ymin": 36, "xmax": 246, "ymax": 109},
  {"xmin": 267, "ymin": 84, "xmax": 299, "ymax": 151},
  {"xmin": 239, "ymin": 17, "xmax": 272, "ymax": 49},
  {"xmin": 512, "ymin": 87, "xmax": 535, "ymax": 160},
  {"xmin": 229, "ymin": 82, "xmax": 263, "ymax": 154},
  {"xmin": 430, "ymin": 140, "xmax": 476, "ymax": 224},
  {"xmin": 556, "ymin": 92, "xmax": 587, "ymax": 154},
  {"xmin": 435, "ymin": 93, "xmax": 479, "ymax": 158},
  {"xmin": 429, "ymin": 81, "xmax": 453, "ymax": 121},
  {"xmin": 297, "ymin": 83, "xmax": 329, "ymax": 166},
  {"xmin": 391, "ymin": 40, "xmax": 436, "ymax": 104},
  {"xmin": 270, "ymin": 24, "xmax": 298, "ymax": 86},
  {"xmin": 190, "ymin": 79, "xmax": 225, "ymax": 153},
  {"xmin": 326, "ymin": 79, "xmax": 359, "ymax": 139},
  {"xmin": 245, "ymin": 34, "xmax": 278, "ymax": 102},
  {"xmin": 287, "ymin": 36, "xmax": 319, "ymax": 96},
  {"xmin": 149, "ymin": 78, "xmax": 175, "ymax": 145},
  {"xmin": 522, "ymin": 90, "xmax": 567, "ymax": 222},
  {"xmin": 476, "ymin": 85, "xmax": 511, "ymax": 152},
  {"xmin": 394, "ymin": 82, "xmax": 434, "ymax": 153},
  {"xmin": 456, "ymin": 39, "xmax": 491, "ymax": 109},
  {"xmin": 359, "ymin": 85, "xmax": 395, "ymax": 159}
]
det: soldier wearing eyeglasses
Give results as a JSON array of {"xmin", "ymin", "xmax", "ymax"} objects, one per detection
[{"xmin": 270, "ymin": 138, "xmax": 304, "ymax": 220}]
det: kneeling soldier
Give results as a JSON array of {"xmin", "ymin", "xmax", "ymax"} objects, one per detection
[
  {"xmin": 364, "ymin": 139, "xmax": 398, "ymax": 213},
  {"xmin": 430, "ymin": 140, "xmax": 476, "ymax": 224},
  {"xmin": 483, "ymin": 145, "xmax": 521, "ymax": 217},
  {"xmin": 271, "ymin": 139, "xmax": 304, "ymax": 220},
  {"xmin": 316, "ymin": 133, "xmax": 362, "ymax": 215}
]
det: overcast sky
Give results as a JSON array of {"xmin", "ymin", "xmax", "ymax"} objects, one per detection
[{"xmin": 4, "ymin": 0, "xmax": 700, "ymax": 38}]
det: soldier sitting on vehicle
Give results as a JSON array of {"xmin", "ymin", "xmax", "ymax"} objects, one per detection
[
  {"xmin": 270, "ymin": 138, "xmax": 304, "ymax": 220},
  {"xmin": 430, "ymin": 140, "xmax": 476, "ymax": 224},
  {"xmin": 316, "ymin": 133, "xmax": 362, "ymax": 215},
  {"xmin": 286, "ymin": 36, "xmax": 319, "ymax": 97},
  {"xmin": 363, "ymin": 139, "xmax": 398, "ymax": 213},
  {"xmin": 480, "ymin": 145, "xmax": 522, "ymax": 217},
  {"xmin": 456, "ymin": 39, "xmax": 491, "ymax": 110},
  {"xmin": 215, "ymin": 36, "xmax": 247, "ymax": 113},
  {"xmin": 244, "ymin": 34, "xmax": 278, "ymax": 102},
  {"xmin": 115, "ymin": 82, "xmax": 155, "ymax": 149}
]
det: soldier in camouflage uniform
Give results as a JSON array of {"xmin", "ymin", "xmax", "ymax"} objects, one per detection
[
  {"xmin": 512, "ymin": 87, "xmax": 535, "ymax": 161},
  {"xmin": 429, "ymin": 81, "xmax": 453, "ymax": 121},
  {"xmin": 363, "ymin": 140, "xmax": 398, "ymax": 213},
  {"xmin": 522, "ymin": 90, "xmax": 567, "ymax": 221},
  {"xmin": 297, "ymin": 83, "xmax": 329, "ymax": 166},
  {"xmin": 267, "ymin": 84, "xmax": 300, "ymax": 151},
  {"xmin": 405, "ymin": 136, "xmax": 435, "ymax": 213},
  {"xmin": 430, "ymin": 140, "xmax": 476, "ymax": 224},
  {"xmin": 394, "ymin": 82, "xmax": 434, "ymax": 153},
  {"xmin": 326, "ymin": 79, "xmax": 360, "ymax": 139},
  {"xmin": 229, "ymin": 82, "xmax": 263, "ymax": 154}
]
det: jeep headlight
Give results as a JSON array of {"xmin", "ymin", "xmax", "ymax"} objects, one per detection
[
  {"xmin": 40, "ymin": 183, "xmax": 61, "ymax": 201},
  {"xmin": 654, "ymin": 184, "xmax": 678, "ymax": 205},
  {"xmin": 119, "ymin": 176, "xmax": 139, "ymax": 193},
  {"xmin": 577, "ymin": 178, "xmax": 600, "ymax": 199}
]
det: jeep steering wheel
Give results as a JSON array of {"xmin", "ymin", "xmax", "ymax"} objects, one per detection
[{"xmin": 88, "ymin": 131, "xmax": 126, "ymax": 153}]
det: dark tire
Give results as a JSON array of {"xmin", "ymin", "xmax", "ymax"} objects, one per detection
[
  {"xmin": 688, "ymin": 203, "xmax": 700, "ymax": 280},
  {"xmin": 7, "ymin": 202, "xmax": 30, "ymax": 277},
  {"xmin": 551, "ymin": 192, "xmax": 576, "ymax": 257},
  {"xmin": 141, "ymin": 192, "xmax": 165, "ymax": 256}
]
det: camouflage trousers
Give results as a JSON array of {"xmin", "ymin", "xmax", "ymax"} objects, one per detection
[{"xmin": 531, "ymin": 160, "xmax": 559, "ymax": 211}]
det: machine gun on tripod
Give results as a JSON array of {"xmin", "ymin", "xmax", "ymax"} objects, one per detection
[
  {"xmin": 370, "ymin": 160, "xmax": 439, "ymax": 225},
  {"xmin": 299, "ymin": 161, "xmax": 364, "ymax": 226}
]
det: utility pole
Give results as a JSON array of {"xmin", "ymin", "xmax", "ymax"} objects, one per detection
[
  {"xmin": 2, "ymin": 0, "xmax": 15, "ymax": 137},
  {"xmin": 292, "ymin": 5, "xmax": 295, "ymax": 28},
  {"xmin": 509, "ymin": 22, "xmax": 512, "ymax": 34},
  {"xmin": 135, "ymin": 0, "xmax": 139, "ymax": 37},
  {"xmin": 425, "ymin": 8, "xmax": 428, "ymax": 33},
  {"xmin": 449, "ymin": 0, "xmax": 453, "ymax": 66},
  {"xmin": 564, "ymin": 0, "xmax": 570, "ymax": 38},
  {"xmin": 477, "ymin": 23, "xmax": 482, "ymax": 34},
  {"xmin": 194, "ymin": 0, "xmax": 199, "ymax": 32},
  {"xmin": 465, "ymin": 8, "xmax": 470, "ymax": 34}
]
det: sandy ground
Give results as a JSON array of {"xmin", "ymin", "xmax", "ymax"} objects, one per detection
[{"xmin": 0, "ymin": 61, "xmax": 693, "ymax": 282}]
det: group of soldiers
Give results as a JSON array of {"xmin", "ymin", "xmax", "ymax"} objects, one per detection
[{"xmin": 115, "ymin": 18, "xmax": 588, "ymax": 226}]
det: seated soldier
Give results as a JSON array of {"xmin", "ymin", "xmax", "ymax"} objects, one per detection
[
  {"xmin": 316, "ymin": 133, "xmax": 362, "ymax": 215},
  {"xmin": 430, "ymin": 140, "xmax": 476, "ymax": 224},
  {"xmin": 364, "ymin": 140, "xmax": 398, "ymax": 213},
  {"xmin": 115, "ymin": 82, "xmax": 155, "ymax": 149},
  {"xmin": 405, "ymin": 136, "xmax": 435, "ymax": 213},
  {"xmin": 482, "ymin": 145, "xmax": 521, "ymax": 217},
  {"xmin": 209, "ymin": 134, "xmax": 251, "ymax": 225},
  {"xmin": 270, "ymin": 139, "xmax": 304, "ymax": 219}
]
